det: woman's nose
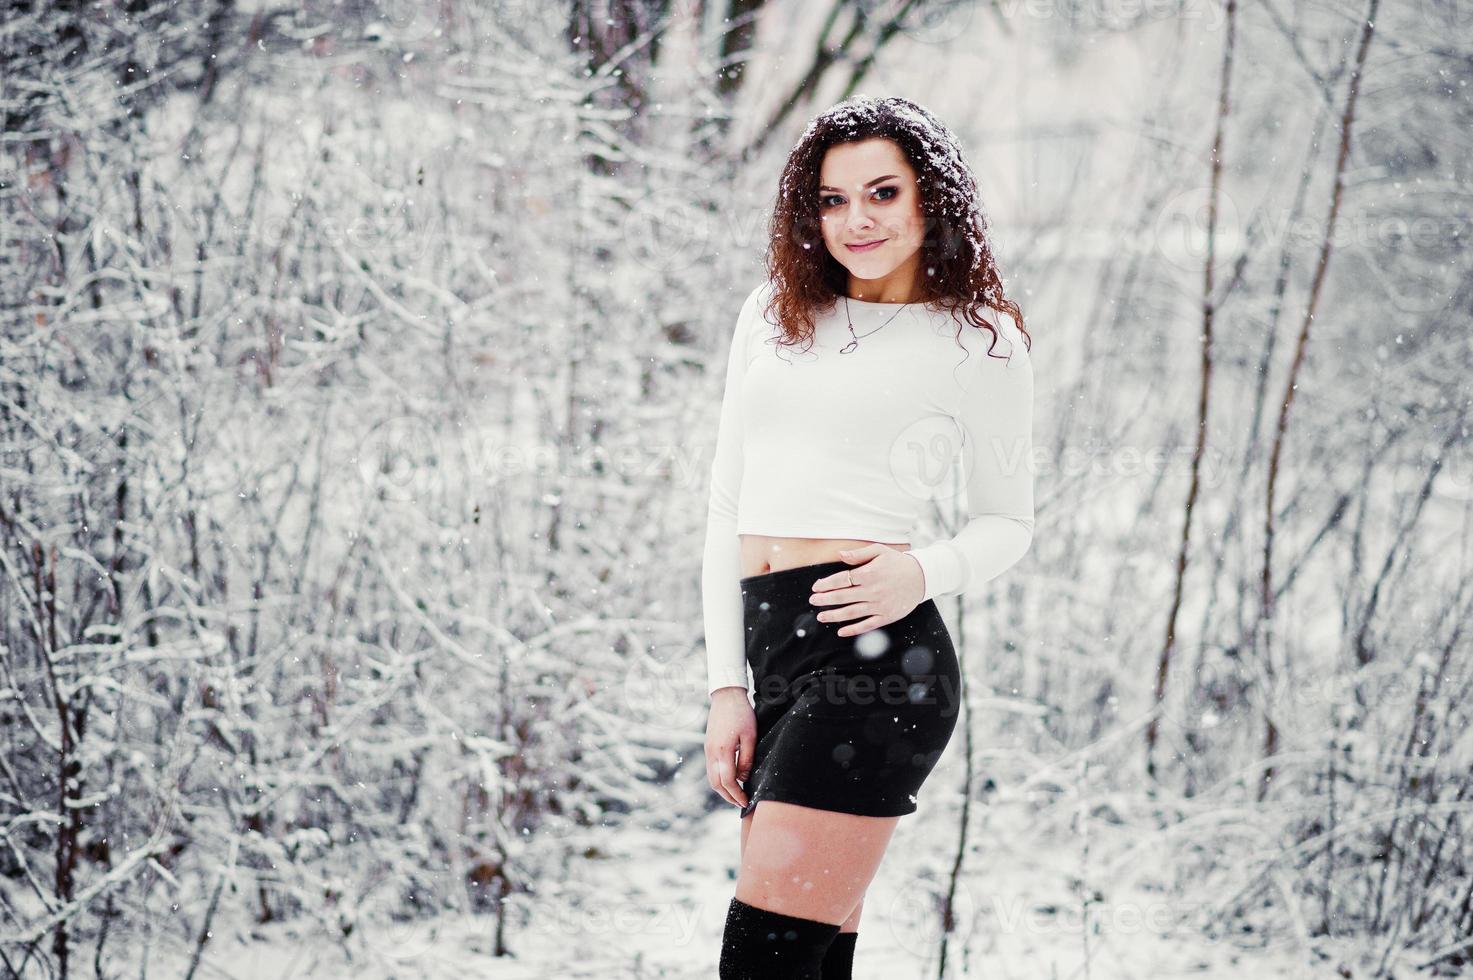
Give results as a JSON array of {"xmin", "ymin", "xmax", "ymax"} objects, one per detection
[{"xmin": 845, "ymin": 205, "xmax": 875, "ymax": 231}]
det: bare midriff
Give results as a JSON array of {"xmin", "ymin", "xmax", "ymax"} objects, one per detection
[{"xmin": 738, "ymin": 533, "xmax": 912, "ymax": 578}]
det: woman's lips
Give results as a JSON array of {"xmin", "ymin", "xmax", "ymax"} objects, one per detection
[{"xmin": 845, "ymin": 239, "xmax": 887, "ymax": 252}]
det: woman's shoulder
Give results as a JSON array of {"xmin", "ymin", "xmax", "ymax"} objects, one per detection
[
  {"xmin": 961, "ymin": 303, "xmax": 1027, "ymax": 369},
  {"xmin": 746, "ymin": 278, "xmax": 777, "ymax": 316},
  {"xmin": 737, "ymin": 278, "xmax": 783, "ymax": 342},
  {"xmin": 730, "ymin": 278, "xmax": 769, "ymax": 323},
  {"xmin": 926, "ymin": 303, "xmax": 1025, "ymax": 360}
]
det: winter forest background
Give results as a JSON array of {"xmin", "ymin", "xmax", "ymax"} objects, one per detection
[{"xmin": 2, "ymin": 0, "xmax": 1471, "ymax": 977}]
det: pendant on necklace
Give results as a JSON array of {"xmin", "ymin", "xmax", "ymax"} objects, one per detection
[{"xmin": 840, "ymin": 340, "xmax": 858, "ymax": 354}]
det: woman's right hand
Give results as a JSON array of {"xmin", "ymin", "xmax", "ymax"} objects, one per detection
[{"xmin": 705, "ymin": 687, "xmax": 757, "ymax": 808}]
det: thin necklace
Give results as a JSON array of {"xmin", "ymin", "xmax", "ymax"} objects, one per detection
[{"xmin": 840, "ymin": 295, "xmax": 910, "ymax": 354}]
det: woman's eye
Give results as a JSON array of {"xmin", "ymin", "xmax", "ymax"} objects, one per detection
[{"xmin": 820, "ymin": 187, "xmax": 896, "ymax": 208}]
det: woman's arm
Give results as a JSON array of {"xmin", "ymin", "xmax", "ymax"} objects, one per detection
[
  {"xmin": 701, "ymin": 283, "xmax": 764, "ymax": 697},
  {"xmin": 906, "ymin": 310, "xmax": 1035, "ymax": 602}
]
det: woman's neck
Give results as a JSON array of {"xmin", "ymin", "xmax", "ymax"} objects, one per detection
[{"xmin": 845, "ymin": 259, "xmax": 923, "ymax": 304}]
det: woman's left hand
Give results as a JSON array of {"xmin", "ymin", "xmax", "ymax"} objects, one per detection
[{"xmin": 809, "ymin": 544, "xmax": 927, "ymax": 636}]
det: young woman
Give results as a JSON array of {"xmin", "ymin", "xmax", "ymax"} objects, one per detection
[{"xmin": 701, "ymin": 96, "xmax": 1035, "ymax": 978}]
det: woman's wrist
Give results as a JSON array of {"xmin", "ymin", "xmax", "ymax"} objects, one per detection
[{"xmin": 902, "ymin": 550, "xmax": 931, "ymax": 604}]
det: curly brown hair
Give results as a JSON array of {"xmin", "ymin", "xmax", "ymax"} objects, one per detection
[{"xmin": 761, "ymin": 95, "xmax": 1029, "ymax": 367}]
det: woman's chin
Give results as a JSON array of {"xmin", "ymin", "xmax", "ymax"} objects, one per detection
[{"xmin": 831, "ymin": 254, "xmax": 894, "ymax": 278}]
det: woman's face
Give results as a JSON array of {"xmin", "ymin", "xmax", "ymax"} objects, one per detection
[{"xmin": 817, "ymin": 137, "xmax": 927, "ymax": 287}]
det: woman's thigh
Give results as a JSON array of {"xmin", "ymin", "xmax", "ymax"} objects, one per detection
[{"xmin": 735, "ymin": 799, "xmax": 898, "ymax": 925}]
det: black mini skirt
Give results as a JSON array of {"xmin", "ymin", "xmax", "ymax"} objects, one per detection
[{"xmin": 737, "ymin": 559, "xmax": 962, "ymax": 819}]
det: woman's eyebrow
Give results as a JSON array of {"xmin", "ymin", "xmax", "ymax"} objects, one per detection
[{"xmin": 818, "ymin": 175, "xmax": 900, "ymax": 192}]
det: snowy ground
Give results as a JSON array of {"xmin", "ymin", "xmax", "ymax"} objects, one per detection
[{"xmin": 111, "ymin": 781, "xmax": 1334, "ymax": 979}]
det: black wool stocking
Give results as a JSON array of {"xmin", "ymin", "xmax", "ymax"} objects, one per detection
[
  {"xmin": 820, "ymin": 930, "xmax": 857, "ymax": 979},
  {"xmin": 719, "ymin": 896, "xmax": 841, "ymax": 979}
]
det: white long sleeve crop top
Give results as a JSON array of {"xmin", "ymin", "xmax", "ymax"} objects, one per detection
[{"xmin": 701, "ymin": 279, "xmax": 1036, "ymax": 696}]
